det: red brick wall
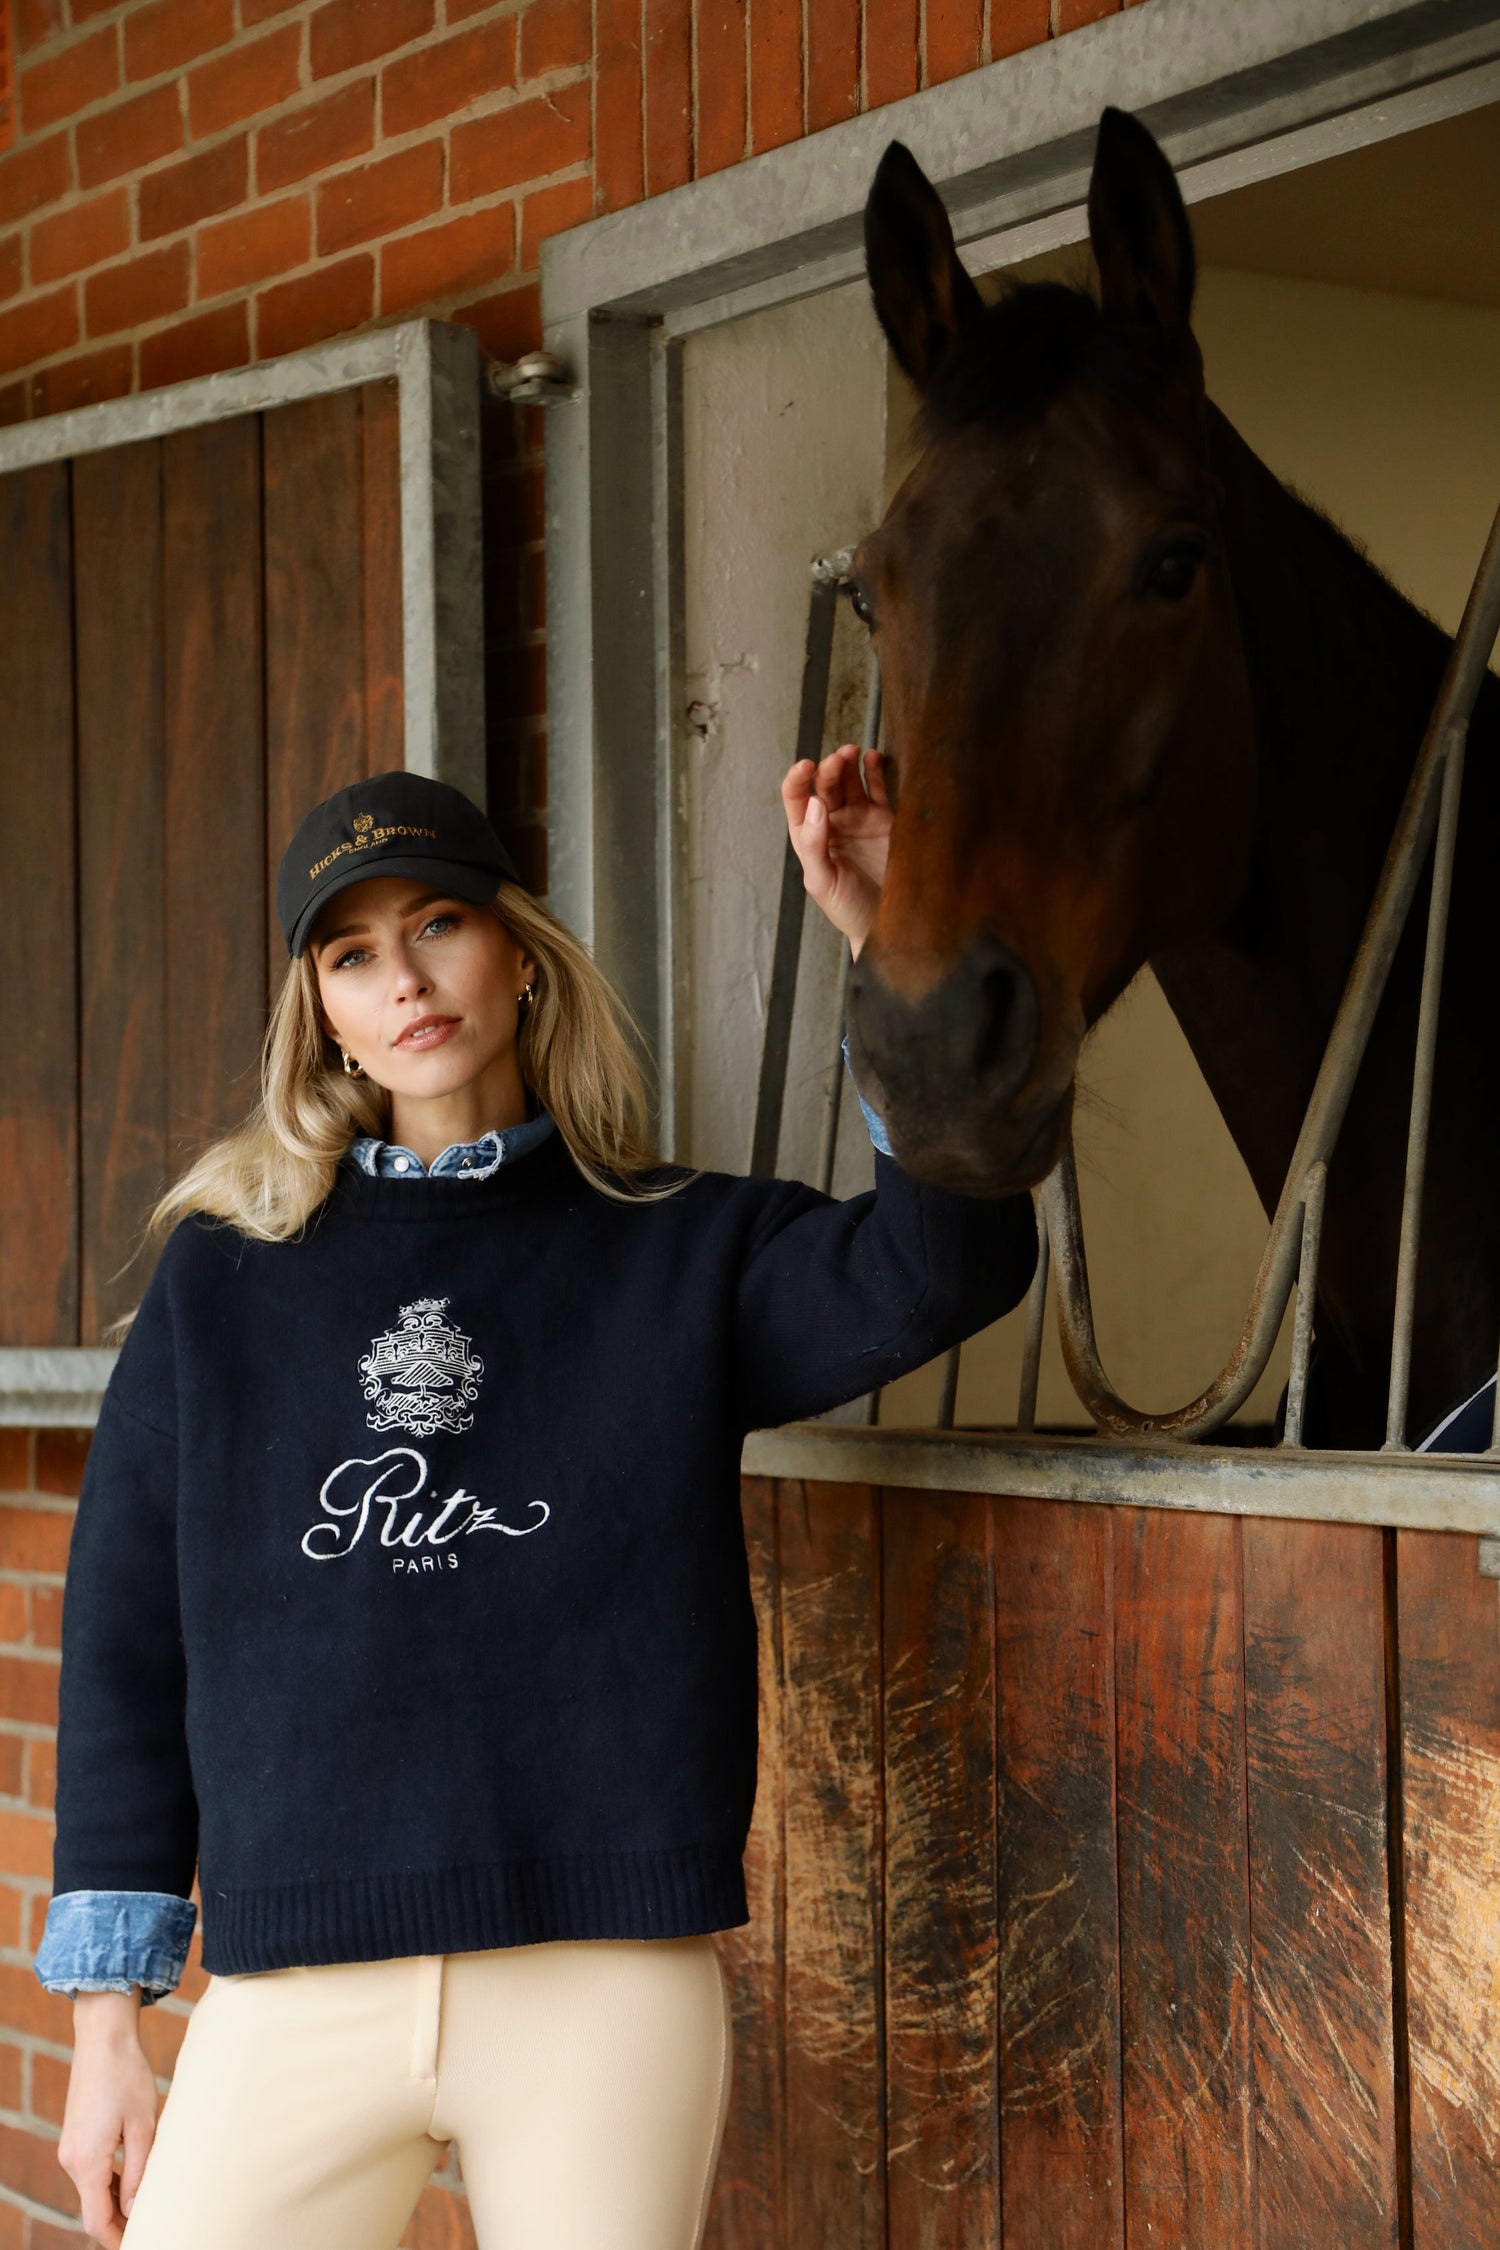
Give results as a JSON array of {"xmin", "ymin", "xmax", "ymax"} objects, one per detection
[
  {"xmin": 1, "ymin": 7, "xmax": 16, "ymax": 156},
  {"xmin": 0, "ymin": 0, "xmax": 1142, "ymax": 2238}
]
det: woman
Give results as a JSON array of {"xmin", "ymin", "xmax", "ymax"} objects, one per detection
[{"xmin": 35, "ymin": 747, "xmax": 1037, "ymax": 2250}]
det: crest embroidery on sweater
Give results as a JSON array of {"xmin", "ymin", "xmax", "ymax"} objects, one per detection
[{"xmin": 358, "ymin": 1297, "xmax": 484, "ymax": 1436}]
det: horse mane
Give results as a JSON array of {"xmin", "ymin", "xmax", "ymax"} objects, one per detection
[{"xmin": 914, "ymin": 278, "xmax": 1138, "ymax": 446}]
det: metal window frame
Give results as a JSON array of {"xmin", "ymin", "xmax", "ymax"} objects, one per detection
[
  {"xmin": 0, "ymin": 318, "xmax": 484, "ymax": 1428},
  {"xmin": 539, "ymin": 0, "xmax": 1500, "ymax": 1529}
]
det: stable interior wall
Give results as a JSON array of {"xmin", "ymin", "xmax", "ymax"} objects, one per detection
[
  {"xmin": 678, "ymin": 109, "xmax": 1500, "ymax": 1431},
  {"xmin": 680, "ymin": 282, "xmax": 889, "ymax": 1191}
]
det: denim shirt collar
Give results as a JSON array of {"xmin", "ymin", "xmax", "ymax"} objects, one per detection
[{"xmin": 345, "ymin": 1107, "xmax": 556, "ymax": 1180}]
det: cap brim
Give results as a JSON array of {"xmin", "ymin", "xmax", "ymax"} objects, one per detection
[{"xmin": 290, "ymin": 855, "xmax": 519, "ymax": 958}]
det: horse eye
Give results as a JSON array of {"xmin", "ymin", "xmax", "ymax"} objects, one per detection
[
  {"xmin": 841, "ymin": 578, "xmax": 875, "ymax": 628},
  {"xmin": 1142, "ymin": 541, "xmax": 1205, "ymax": 601}
]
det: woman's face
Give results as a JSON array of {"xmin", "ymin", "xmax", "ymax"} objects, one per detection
[{"xmin": 311, "ymin": 875, "xmax": 534, "ymax": 1100}]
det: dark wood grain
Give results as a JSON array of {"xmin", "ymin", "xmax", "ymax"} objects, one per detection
[
  {"xmin": 262, "ymin": 389, "xmax": 371, "ymax": 998},
  {"xmin": 779, "ymin": 1479, "xmax": 884, "ymax": 2249},
  {"xmin": 1115, "ymin": 1509, "xmax": 1253, "ymax": 2245},
  {"xmin": 162, "ymin": 418, "xmax": 267, "ymax": 1185},
  {"xmin": 0, "ymin": 463, "xmax": 78, "ymax": 1346},
  {"xmin": 883, "ymin": 1487, "xmax": 1000, "ymax": 2250},
  {"xmin": 361, "ymin": 376, "xmax": 405, "ymax": 779},
  {"xmin": 1243, "ymin": 1520, "xmax": 1398, "ymax": 2249},
  {"xmin": 992, "ymin": 1496, "xmax": 1124, "ymax": 2248},
  {"xmin": 1396, "ymin": 1529, "xmax": 1500, "ymax": 2248},
  {"xmin": 72, "ymin": 440, "xmax": 166, "ymax": 1342},
  {"xmin": 705, "ymin": 1473, "xmax": 786, "ymax": 2250}
]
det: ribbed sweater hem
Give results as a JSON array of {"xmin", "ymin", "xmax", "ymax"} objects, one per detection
[{"xmin": 200, "ymin": 1841, "xmax": 749, "ymax": 1973}]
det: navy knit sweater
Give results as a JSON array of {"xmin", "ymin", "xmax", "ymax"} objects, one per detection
[{"xmin": 49, "ymin": 1132, "xmax": 1036, "ymax": 1975}]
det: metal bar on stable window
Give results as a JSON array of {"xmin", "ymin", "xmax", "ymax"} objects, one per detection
[
  {"xmin": 815, "ymin": 660, "xmax": 882, "ymax": 1198},
  {"xmin": 1044, "ymin": 492, "xmax": 1500, "ymax": 1441},
  {"xmin": 1017, "ymin": 1200, "xmax": 1051, "ymax": 1434},
  {"xmin": 748, "ymin": 552, "xmax": 848, "ymax": 1179},
  {"xmin": 1383, "ymin": 720, "xmax": 1472, "ymax": 1449},
  {"xmin": 1282, "ymin": 1163, "xmax": 1327, "ymax": 1451}
]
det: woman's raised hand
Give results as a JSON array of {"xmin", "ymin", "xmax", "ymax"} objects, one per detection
[
  {"xmin": 58, "ymin": 1991, "xmax": 159, "ymax": 2246},
  {"xmin": 781, "ymin": 744, "xmax": 893, "ymax": 961}
]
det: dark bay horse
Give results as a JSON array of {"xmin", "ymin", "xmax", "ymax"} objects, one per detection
[{"xmin": 843, "ymin": 108, "xmax": 1500, "ymax": 1449}]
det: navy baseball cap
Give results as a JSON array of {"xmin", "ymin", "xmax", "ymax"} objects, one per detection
[{"xmin": 276, "ymin": 770, "xmax": 525, "ymax": 959}]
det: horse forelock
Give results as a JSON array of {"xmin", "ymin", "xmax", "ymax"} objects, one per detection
[{"xmin": 913, "ymin": 279, "xmax": 1146, "ymax": 447}]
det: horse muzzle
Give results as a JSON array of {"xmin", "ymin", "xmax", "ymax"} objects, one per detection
[{"xmin": 846, "ymin": 936, "xmax": 1063, "ymax": 1194}]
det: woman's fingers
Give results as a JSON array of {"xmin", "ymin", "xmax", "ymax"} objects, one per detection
[
  {"xmin": 73, "ymin": 2140, "xmax": 127, "ymax": 2248},
  {"xmin": 860, "ymin": 746, "xmax": 892, "ymax": 809},
  {"xmin": 780, "ymin": 758, "xmax": 835, "ymax": 902},
  {"xmin": 816, "ymin": 743, "xmax": 865, "ymax": 813},
  {"xmin": 118, "ymin": 2102, "xmax": 156, "ymax": 2220}
]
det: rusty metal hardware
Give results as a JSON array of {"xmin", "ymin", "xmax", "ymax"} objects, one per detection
[{"xmin": 484, "ymin": 350, "xmax": 576, "ymax": 405}]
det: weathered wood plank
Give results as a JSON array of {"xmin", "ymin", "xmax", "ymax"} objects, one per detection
[
  {"xmin": 162, "ymin": 418, "xmax": 266, "ymax": 1186},
  {"xmin": 73, "ymin": 440, "xmax": 166, "ymax": 1342},
  {"xmin": 779, "ymin": 1479, "xmax": 884, "ymax": 2250},
  {"xmin": 262, "ymin": 390, "xmax": 369, "ymax": 996},
  {"xmin": 1243, "ymin": 1520, "xmax": 1397, "ymax": 2249},
  {"xmin": 0, "ymin": 463, "xmax": 77, "ymax": 1346},
  {"xmin": 883, "ymin": 1487, "xmax": 999, "ymax": 2250},
  {"xmin": 706, "ymin": 1474, "xmax": 786, "ymax": 2250},
  {"xmin": 1396, "ymin": 1529, "xmax": 1500, "ymax": 2247},
  {"xmin": 360, "ymin": 376, "xmax": 405, "ymax": 778},
  {"xmin": 993, "ymin": 1496, "xmax": 1124, "ymax": 2248},
  {"xmin": 1115, "ymin": 1509, "xmax": 1253, "ymax": 2245}
]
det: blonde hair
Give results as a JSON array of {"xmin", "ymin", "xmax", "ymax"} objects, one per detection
[{"xmin": 104, "ymin": 883, "xmax": 690, "ymax": 1344}]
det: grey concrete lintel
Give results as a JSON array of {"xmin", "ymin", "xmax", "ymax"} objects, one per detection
[{"xmin": 542, "ymin": 0, "xmax": 1500, "ymax": 329}]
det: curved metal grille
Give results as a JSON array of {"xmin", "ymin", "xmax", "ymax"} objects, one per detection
[{"xmin": 753, "ymin": 499, "xmax": 1500, "ymax": 1455}]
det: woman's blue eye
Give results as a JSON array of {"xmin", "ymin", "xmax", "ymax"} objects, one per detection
[{"xmin": 331, "ymin": 913, "xmax": 460, "ymax": 971}]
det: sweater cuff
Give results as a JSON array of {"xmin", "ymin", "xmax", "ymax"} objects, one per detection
[
  {"xmin": 34, "ymin": 1889, "xmax": 198, "ymax": 2010},
  {"xmin": 841, "ymin": 1035, "xmax": 893, "ymax": 1158}
]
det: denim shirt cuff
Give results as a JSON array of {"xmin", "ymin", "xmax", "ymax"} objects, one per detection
[
  {"xmin": 34, "ymin": 1890, "xmax": 198, "ymax": 2009},
  {"xmin": 841, "ymin": 1034, "xmax": 894, "ymax": 1159}
]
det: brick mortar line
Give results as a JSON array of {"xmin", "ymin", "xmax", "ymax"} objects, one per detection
[
  {"xmin": 7, "ymin": 61, "xmax": 596, "ymax": 296},
  {"xmin": 93, "ymin": 254, "xmax": 543, "ymax": 354},
  {"xmin": 0, "ymin": 2099, "xmax": 62, "ymax": 2141},
  {"xmin": 0, "ymin": 2188, "xmax": 85, "ymax": 2240},
  {"xmin": 13, "ymin": 223, "xmax": 561, "ymax": 386},
  {"xmin": 14, "ymin": 3, "xmax": 553, "ymax": 174},
  {"xmin": 0, "ymin": 2033, "xmax": 81, "ymax": 2067}
]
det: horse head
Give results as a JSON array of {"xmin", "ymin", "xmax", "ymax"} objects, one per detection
[{"xmin": 845, "ymin": 108, "xmax": 1258, "ymax": 1195}]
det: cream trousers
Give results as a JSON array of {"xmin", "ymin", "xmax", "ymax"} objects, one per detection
[{"xmin": 119, "ymin": 1933, "xmax": 734, "ymax": 2250}]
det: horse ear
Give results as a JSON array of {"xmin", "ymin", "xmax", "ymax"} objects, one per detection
[
  {"xmin": 1087, "ymin": 106, "xmax": 1195, "ymax": 331},
  {"xmin": 864, "ymin": 140, "xmax": 985, "ymax": 388}
]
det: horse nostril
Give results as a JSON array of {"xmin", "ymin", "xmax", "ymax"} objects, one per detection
[
  {"xmin": 848, "ymin": 937, "xmax": 1040, "ymax": 1113},
  {"xmin": 973, "ymin": 949, "xmax": 1039, "ymax": 1092}
]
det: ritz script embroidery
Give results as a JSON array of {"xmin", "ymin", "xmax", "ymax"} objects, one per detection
[
  {"xmin": 301, "ymin": 1447, "xmax": 549, "ymax": 1566},
  {"xmin": 299, "ymin": 1296, "xmax": 548, "ymax": 1572}
]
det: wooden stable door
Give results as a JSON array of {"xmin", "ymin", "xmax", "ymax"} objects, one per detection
[
  {"xmin": 706, "ymin": 1481, "xmax": 1500, "ymax": 2250},
  {"xmin": 0, "ymin": 382, "xmax": 402, "ymax": 1344}
]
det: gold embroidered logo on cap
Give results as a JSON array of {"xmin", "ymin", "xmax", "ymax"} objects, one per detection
[{"xmin": 307, "ymin": 819, "xmax": 439, "ymax": 879}]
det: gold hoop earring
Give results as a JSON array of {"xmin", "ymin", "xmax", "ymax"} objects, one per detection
[{"xmin": 340, "ymin": 1046, "xmax": 366, "ymax": 1080}]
